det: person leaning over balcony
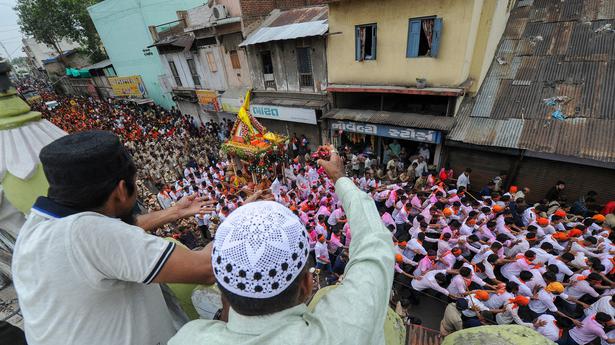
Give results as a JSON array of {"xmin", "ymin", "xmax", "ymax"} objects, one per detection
[
  {"xmin": 12, "ymin": 131, "xmax": 216, "ymax": 345},
  {"xmin": 169, "ymin": 146, "xmax": 395, "ymax": 345}
]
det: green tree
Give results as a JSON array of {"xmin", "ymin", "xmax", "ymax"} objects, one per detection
[
  {"xmin": 63, "ymin": 0, "xmax": 107, "ymax": 62},
  {"xmin": 15, "ymin": 0, "xmax": 106, "ymax": 66},
  {"xmin": 15, "ymin": 0, "xmax": 75, "ymax": 66}
]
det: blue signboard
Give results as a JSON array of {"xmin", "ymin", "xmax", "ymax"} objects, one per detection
[{"xmin": 331, "ymin": 120, "xmax": 441, "ymax": 144}]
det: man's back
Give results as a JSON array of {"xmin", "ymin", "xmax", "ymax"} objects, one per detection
[
  {"xmin": 13, "ymin": 210, "xmax": 176, "ymax": 345},
  {"xmin": 172, "ymin": 304, "xmax": 357, "ymax": 345},
  {"xmin": 171, "ymin": 177, "xmax": 394, "ymax": 345}
]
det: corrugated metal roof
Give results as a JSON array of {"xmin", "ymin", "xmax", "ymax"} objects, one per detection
[
  {"xmin": 239, "ymin": 6, "xmax": 328, "ymax": 46},
  {"xmin": 448, "ymin": 0, "xmax": 615, "ymax": 165},
  {"xmin": 323, "ymin": 108, "xmax": 455, "ymax": 132},
  {"xmin": 83, "ymin": 59, "xmax": 112, "ymax": 71}
]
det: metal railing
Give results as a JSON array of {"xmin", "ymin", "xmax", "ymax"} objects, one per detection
[{"xmin": 407, "ymin": 324, "xmax": 442, "ymax": 345}]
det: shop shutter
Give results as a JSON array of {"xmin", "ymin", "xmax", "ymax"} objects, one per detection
[
  {"xmin": 445, "ymin": 148, "xmax": 514, "ymax": 193},
  {"xmin": 514, "ymin": 158, "xmax": 615, "ymax": 205}
]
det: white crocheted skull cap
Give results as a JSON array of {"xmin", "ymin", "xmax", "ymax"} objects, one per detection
[{"xmin": 212, "ymin": 200, "xmax": 310, "ymax": 298}]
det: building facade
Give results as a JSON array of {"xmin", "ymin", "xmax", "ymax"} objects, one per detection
[
  {"xmin": 447, "ymin": 0, "xmax": 615, "ymax": 203},
  {"xmin": 323, "ymin": 0, "xmax": 512, "ymax": 167},
  {"xmin": 21, "ymin": 37, "xmax": 87, "ymax": 78},
  {"xmin": 88, "ymin": 0, "xmax": 205, "ymax": 109},
  {"xmin": 150, "ymin": 0, "xmax": 251, "ymax": 124},
  {"xmin": 241, "ymin": 5, "xmax": 329, "ymax": 147}
]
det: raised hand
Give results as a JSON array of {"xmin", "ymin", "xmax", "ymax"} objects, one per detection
[{"xmin": 316, "ymin": 145, "xmax": 345, "ymax": 184}]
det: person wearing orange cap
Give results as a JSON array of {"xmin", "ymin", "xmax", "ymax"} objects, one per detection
[
  {"xmin": 461, "ymin": 290, "xmax": 500, "ymax": 328},
  {"xmin": 443, "ymin": 208, "xmax": 453, "ymax": 217},
  {"xmin": 492, "ymin": 204, "xmax": 505, "ymax": 214},
  {"xmin": 393, "ymin": 253, "xmax": 417, "ymax": 281},
  {"xmin": 495, "ymin": 295, "xmax": 533, "ymax": 327},
  {"xmin": 528, "ymin": 283, "xmax": 585, "ymax": 327},
  {"xmin": 592, "ymin": 214, "xmax": 606, "ymax": 223},
  {"xmin": 314, "ymin": 234, "xmax": 332, "ymax": 273},
  {"xmin": 568, "ymin": 228, "xmax": 584, "ymax": 238},
  {"xmin": 554, "ymin": 209, "xmax": 567, "ymax": 218},
  {"xmin": 394, "ymin": 241, "xmax": 419, "ymax": 266},
  {"xmin": 537, "ymin": 217, "xmax": 550, "ymax": 227}
]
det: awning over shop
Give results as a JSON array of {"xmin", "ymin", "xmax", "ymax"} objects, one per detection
[
  {"xmin": 327, "ymin": 84, "xmax": 465, "ymax": 97},
  {"xmin": 82, "ymin": 59, "xmax": 112, "ymax": 71},
  {"xmin": 323, "ymin": 108, "xmax": 455, "ymax": 131},
  {"xmin": 252, "ymin": 96, "xmax": 327, "ymax": 109}
]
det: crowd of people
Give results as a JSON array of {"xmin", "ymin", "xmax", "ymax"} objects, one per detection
[
  {"xmin": 18, "ymin": 86, "xmax": 615, "ymax": 344},
  {"xmin": 141, "ymin": 136, "xmax": 615, "ymax": 344}
]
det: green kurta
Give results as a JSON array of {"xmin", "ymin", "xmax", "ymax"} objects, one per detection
[{"xmin": 169, "ymin": 177, "xmax": 395, "ymax": 345}]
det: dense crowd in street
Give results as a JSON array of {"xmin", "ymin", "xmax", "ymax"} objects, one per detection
[{"xmin": 14, "ymin": 87, "xmax": 615, "ymax": 344}]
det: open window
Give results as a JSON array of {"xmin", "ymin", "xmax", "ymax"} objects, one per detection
[
  {"xmin": 168, "ymin": 60, "xmax": 182, "ymax": 87},
  {"xmin": 407, "ymin": 17, "xmax": 443, "ymax": 58},
  {"xmin": 261, "ymin": 51, "xmax": 275, "ymax": 90},
  {"xmin": 355, "ymin": 24, "xmax": 377, "ymax": 61},
  {"xmin": 186, "ymin": 58, "xmax": 201, "ymax": 87},
  {"xmin": 296, "ymin": 47, "xmax": 313, "ymax": 89}
]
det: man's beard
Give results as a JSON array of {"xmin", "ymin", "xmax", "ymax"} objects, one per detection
[
  {"xmin": 120, "ymin": 212, "xmax": 137, "ymax": 225},
  {"xmin": 119, "ymin": 201, "xmax": 137, "ymax": 225}
]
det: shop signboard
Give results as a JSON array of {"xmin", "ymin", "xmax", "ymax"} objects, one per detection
[
  {"xmin": 250, "ymin": 104, "xmax": 317, "ymax": 125},
  {"xmin": 221, "ymin": 98, "xmax": 242, "ymax": 113},
  {"xmin": 196, "ymin": 90, "xmax": 220, "ymax": 112},
  {"xmin": 331, "ymin": 120, "xmax": 441, "ymax": 144},
  {"xmin": 108, "ymin": 75, "xmax": 146, "ymax": 98}
]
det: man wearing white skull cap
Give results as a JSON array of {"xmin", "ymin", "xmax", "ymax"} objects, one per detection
[{"xmin": 170, "ymin": 147, "xmax": 395, "ymax": 345}]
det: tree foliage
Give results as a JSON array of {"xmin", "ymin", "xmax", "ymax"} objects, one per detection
[{"xmin": 15, "ymin": 0, "xmax": 106, "ymax": 65}]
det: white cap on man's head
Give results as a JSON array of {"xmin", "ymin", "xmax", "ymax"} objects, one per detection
[{"xmin": 212, "ymin": 201, "xmax": 309, "ymax": 298}]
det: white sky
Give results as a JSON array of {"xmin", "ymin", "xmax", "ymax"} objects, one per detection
[{"xmin": 0, "ymin": 0, "xmax": 26, "ymax": 58}]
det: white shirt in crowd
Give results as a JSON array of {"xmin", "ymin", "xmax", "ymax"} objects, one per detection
[
  {"xmin": 456, "ymin": 173, "xmax": 470, "ymax": 188},
  {"xmin": 585, "ymin": 296, "xmax": 615, "ymax": 318},
  {"xmin": 410, "ymin": 269, "xmax": 449, "ymax": 296},
  {"xmin": 534, "ymin": 314, "xmax": 560, "ymax": 342},
  {"xmin": 314, "ymin": 241, "xmax": 329, "ymax": 263}
]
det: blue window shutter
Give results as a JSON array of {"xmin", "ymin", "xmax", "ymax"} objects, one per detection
[
  {"xmin": 372, "ymin": 25, "xmax": 377, "ymax": 60},
  {"xmin": 407, "ymin": 20, "xmax": 421, "ymax": 58},
  {"xmin": 355, "ymin": 26, "xmax": 361, "ymax": 61},
  {"xmin": 431, "ymin": 18, "xmax": 443, "ymax": 58}
]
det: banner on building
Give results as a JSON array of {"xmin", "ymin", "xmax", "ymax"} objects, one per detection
[
  {"xmin": 250, "ymin": 104, "xmax": 317, "ymax": 125},
  {"xmin": 108, "ymin": 76, "xmax": 146, "ymax": 98},
  {"xmin": 196, "ymin": 90, "xmax": 221, "ymax": 112},
  {"xmin": 221, "ymin": 98, "xmax": 242, "ymax": 113},
  {"xmin": 331, "ymin": 120, "xmax": 442, "ymax": 144},
  {"xmin": 219, "ymin": 87, "xmax": 247, "ymax": 114}
]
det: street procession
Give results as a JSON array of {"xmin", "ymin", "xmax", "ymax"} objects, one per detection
[{"xmin": 1, "ymin": 0, "xmax": 615, "ymax": 344}]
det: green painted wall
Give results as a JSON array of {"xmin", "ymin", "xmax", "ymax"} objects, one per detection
[{"xmin": 88, "ymin": 0, "xmax": 205, "ymax": 109}]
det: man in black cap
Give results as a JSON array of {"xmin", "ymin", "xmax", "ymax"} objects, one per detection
[{"xmin": 12, "ymin": 131, "xmax": 216, "ymax": 345}]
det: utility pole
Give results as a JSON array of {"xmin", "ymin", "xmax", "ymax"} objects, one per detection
[{"xmin": 0, "ymin": 41, "xmax": 13, "ymax": 60}]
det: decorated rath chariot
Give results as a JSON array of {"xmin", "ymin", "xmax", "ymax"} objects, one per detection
[{"xmin": 221, "ymin": 90, "xmax": 288, "ymax": 183}]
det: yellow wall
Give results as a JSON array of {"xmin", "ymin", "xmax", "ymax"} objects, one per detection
[
  {"xmin": 468, "ymin": 0, "xmax": 510, "ymax": 93},
  {"xmin": 327, "ymin": 0, "xmax": 509, "ymax": 89}
]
